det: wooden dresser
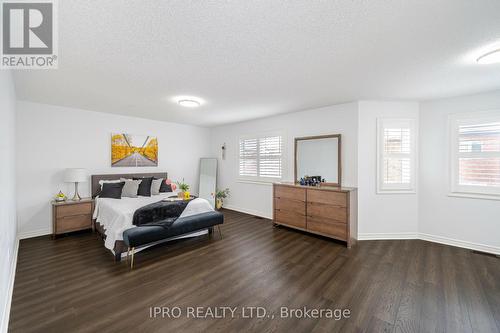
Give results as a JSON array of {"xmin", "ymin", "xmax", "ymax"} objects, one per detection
[
  {"xmin": 273, "ymin": 183, "xmax": 357, "ymax": 247},
  {"xmin": 52, "ymin": 199, "xmax": 93, "ymax": 238}
]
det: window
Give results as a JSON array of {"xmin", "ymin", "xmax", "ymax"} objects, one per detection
[
  {"xmin": 450, "ymin": 111, "xmax": 500, "ymax": 198},
  {"xmin": 239, "ymin": 133, "xmax": 283, "ymax": 182},
  {"xmin": 377, "ymin": 118, "xmax": 416, "ymax": 193}
]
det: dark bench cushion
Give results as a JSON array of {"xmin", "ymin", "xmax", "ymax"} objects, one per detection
[{"xmin": 123, "ymin": 211, "xmax": 223, "ymax": 248}]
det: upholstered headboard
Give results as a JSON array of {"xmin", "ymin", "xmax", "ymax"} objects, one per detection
[{"xmin": 91, "ymin": 172, "xmax": 168, "ymax": 198}]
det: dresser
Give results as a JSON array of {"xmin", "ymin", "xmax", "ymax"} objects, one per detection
[
  {"xmin": 273, "ymin": 183, "xmax": 357, "ymax": 248},
  {"xmin": 51, "ymin": 199, "xmax": 94, "ymax": 238}
]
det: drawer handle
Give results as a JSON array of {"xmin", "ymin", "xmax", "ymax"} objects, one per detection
[{"xmin": 61, "ymin": 214, "xmax": 90, "ymax": 219}]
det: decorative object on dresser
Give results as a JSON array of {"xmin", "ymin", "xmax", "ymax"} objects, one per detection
[
  {"xmin": 64, "ymin": 168, "xmax": 89, "ymax": 201},
  {"xmin": 52, "ymin": 198, "xmax": 93, "ymax": 238},
  {"xmin": 273, "ymin": 183, "xmax": 357, "ymax": 248},
  {"xmin": 54, "ymin": 190, "xmax": 67, "ymax": 202},
  {"xmin": 295, "ymin": 134, "xmax": 341, "ymax": 186}
]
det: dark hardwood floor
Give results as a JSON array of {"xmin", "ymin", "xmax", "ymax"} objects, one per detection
[{"xmin": 9, "ymin": 209, "xmax": 500, "ymax": 333}]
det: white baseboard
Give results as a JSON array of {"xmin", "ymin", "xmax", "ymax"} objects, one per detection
[
  {"xmin": 358, "ymin": 232, "xmax": 418, "ymax": 240},
  {"xmin": 222, "ymin": 205, "xmax": 272, "ymax": 219},
  {"xmin": 1, "ymin": 237, "xmax": 19, "ymax": 333},
  {"xmin": 18, "ymin": 228, "xmax": 51, "ymax": 240},
  {"xmin": 358, "ymin": 232, "xmax": 499, "ymax": 255},
  {"xmin": 418, "ymin": 233, "xmax": 500, "ymax": 255}
]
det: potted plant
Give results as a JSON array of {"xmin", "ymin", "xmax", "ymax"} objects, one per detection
[
  {"xmin": 214, "ymin": 188, "xmax": 230, "ymax": 210},
  {"xmin": 175, "ymin": 179, "xmax": 190, "ymax": 199}
]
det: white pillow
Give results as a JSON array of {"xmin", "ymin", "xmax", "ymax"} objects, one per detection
[
  {"xmin": 151, "ymin": 178, "xmax": 163, "ymax": 195},
  {"xmin": 120, "ymin": 178, "xmax": 142, "ymax": 198}
]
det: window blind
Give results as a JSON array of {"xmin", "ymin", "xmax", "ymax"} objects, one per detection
[{"xmin": 239, "ymin": 135, "xmax": 282, "ymax": 180}]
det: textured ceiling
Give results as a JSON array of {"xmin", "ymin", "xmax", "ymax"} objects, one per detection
[{"xmin": 13, "ymin": 0, "xmax": 500, "ymax": 126}]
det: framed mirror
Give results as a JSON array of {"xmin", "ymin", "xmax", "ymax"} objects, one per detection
[
  {"xmin": 198, "ymin": 158, "xmax": 217, "ymax": 208},
  {"xmin": 294, "ymin": 134, "xmax": 341, "ymax": 186}
]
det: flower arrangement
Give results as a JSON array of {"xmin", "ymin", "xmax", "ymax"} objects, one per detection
[
  {"xmin": 175, "ymin": 179, "xmax": 190, "ymax": 198},
  {"xmin": 214, "ymin": 188, "xmax": 230, "ymax": 209}
]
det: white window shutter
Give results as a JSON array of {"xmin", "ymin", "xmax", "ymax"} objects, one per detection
[
  {"xmin": 377, "ymin": 119, "xmax": 416, "ymax": 193},
  {"xmin": 239, "ymin": 134, "xmax": 283, "ymax": 181}
]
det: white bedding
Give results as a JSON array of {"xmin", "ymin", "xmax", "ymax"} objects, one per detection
[{"xmin": 93, "ymin": 193, "xmax": 214, "ymax": 251}]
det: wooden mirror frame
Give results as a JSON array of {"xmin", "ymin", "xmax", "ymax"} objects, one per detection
[{"xmin": 294, "ymin": 134, "xmax": 342, "ymax": 187}]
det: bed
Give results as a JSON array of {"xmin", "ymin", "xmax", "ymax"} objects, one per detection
[{"xmin": 91, "ymin": 172, "xmax": 223, "ymax": 266}]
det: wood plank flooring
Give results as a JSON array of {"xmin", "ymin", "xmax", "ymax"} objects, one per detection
[{"xmin": 9, "ymin": 209, "xmax": 500, "ymax": 333}]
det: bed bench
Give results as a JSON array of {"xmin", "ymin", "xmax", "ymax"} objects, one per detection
[{"xmin": 123, "ymin": 210, "xmax": 224, "ymax": 268}]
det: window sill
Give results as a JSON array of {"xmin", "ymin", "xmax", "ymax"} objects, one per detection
[
  {"xmin": 376, "ymin": 190, "xmax": 416, "ymax": 195},
  {"xmin": 237, "ymin": 179, "xmax": 276, "ymax": 186},
  {"xmin": 448, "ymin": 192, "xmax": 500, "ymax": 201}
]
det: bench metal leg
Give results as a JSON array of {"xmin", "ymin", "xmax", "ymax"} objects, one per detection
[
  {"xmin": 130, "ymin": 247, "xmax": 135, "ymax": 270},
  {"xmin": 217, "ymin": 225, "xmax": 223, "ymax": 239}
]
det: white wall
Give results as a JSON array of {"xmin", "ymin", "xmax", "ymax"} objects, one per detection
[
  {"xmin": 209, "ymin": 102, "xmax": 359, "ymax": 218},
  {"xmin": 358, "ymin": 101, "xmax": 420, "ymax": 238},
  {"xmin": 419, "ymin": 91, "xmax": 500, "ymax": 252},
  {"xmin": 0, "ymin": 71, "xmax": 18, "ymax": 333},
  {"xmin": 16, "ymin": 102, "xmax": 211, "ymax": 238}
]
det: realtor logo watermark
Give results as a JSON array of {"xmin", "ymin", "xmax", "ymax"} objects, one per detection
[{"xmin": 1, "ymin": 0, "xmax": 58, "ymax": 69}]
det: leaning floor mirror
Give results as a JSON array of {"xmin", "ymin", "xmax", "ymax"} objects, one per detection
[
  {"xmin": 198, "ymin": 158, "xmax": 217, "ymax": 208},
  {"xmin": 295, "ymin": 134, "xmax": 341, "ymax": 187}
]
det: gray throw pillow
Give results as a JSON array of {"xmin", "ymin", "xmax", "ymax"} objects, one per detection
[
  {"xmin": 120, "ymin": 178, "xmax": 142, "ymax": 198},
  {"xmin": 151, "ymin": 178, "xmax": 163, "ymax": 195}
]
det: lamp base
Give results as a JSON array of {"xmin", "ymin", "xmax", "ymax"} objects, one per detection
[{"xmin": 71, "ymin": 182, "xmax": 81, "ymax": 201}]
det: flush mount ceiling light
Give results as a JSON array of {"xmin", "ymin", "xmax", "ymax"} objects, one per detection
[
  {"xmin": 477, "ymin": 48, "xmax": 500, "ymax": 64},
  {"xmin": 178, "ymin": 99, "xmax": 201, "ymax": 107},
  {"xmin": 173, "ymin": 96, "xmax": 204, "ymax": 108}
]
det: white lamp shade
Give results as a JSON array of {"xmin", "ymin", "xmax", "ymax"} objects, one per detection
[{"xmin": 64, "ymin": 168, "xmax": 88, "ymax": 183}]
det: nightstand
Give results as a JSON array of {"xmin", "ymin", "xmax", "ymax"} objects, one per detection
[{"xmin": 51, "ymin": 198, "xmax": 93, "ymax": 238}]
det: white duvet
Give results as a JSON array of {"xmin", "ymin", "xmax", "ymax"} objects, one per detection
[{"xmin": 93, "ymin": 193, "xmax": 214, "ymax": 251}]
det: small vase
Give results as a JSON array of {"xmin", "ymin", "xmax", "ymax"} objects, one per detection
[
  {"xmin": 215, "ymin": 198, "xmax": 223, "ymax": 210},
  {"xmin": 178, "ymin": 192, "xmax": 184, "ymax": 199}
]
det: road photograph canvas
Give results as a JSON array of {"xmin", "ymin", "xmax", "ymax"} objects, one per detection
[{"xmin": 111, "ymin": 133, "xmax": 158, "ymax": 167}]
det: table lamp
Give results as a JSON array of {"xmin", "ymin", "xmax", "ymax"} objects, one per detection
[{"xmin": 64, "ymin": 168, "xmax": 88, "ymax": 201}]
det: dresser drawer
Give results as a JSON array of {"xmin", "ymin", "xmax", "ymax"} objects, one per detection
[
  {"xmin": 275, "ymin": 209, "xmax": 306, "ymax": 229},
  {"xmin": 274, "ymin": 197, "xmax": 306, "ymax": 215},
  {"xmin": 56, "ymin": 214, "xmax": 91, "ymax": 233},
  {"xmin": 275, "ymin": 185, "xmax": 306, "ymax": 202},
  {"xmin": 56, "ymin": 202, "xmax": 92, "ymax": 218},
  {"xmin": 307, "ymin": 189, "xmax": 347, "ymax": 207},
  {"xmin": 307, "ymin": 216, "xmax": 347, "ymax": 240},
  {"xmin": 307, "ymin": 202, "xmax": 347, "ymax": 223}
]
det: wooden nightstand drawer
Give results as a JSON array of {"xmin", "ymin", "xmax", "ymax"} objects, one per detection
[
  {"xmin": 52, "ymin": 199, "xmax": 93, "ymax": 237},
  {"xmin": 56, "ymin": 202, "xmax": 92, "ymax": 218},
  {"xmin": 56, "ymin": 214, "xmax": 92, "ymax": 233}
]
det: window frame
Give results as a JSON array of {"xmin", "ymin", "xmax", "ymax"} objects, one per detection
[
  {"xmin": 376, "ymin": 118, "xmax": 417, "ymax": 194},
  {"xmin": 449, "ymin": 110, "xmax": 500, "ymax": 200},
  {"xmin": 238, "ymin": 131, "xmax": 285, "ymax": 183}
]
